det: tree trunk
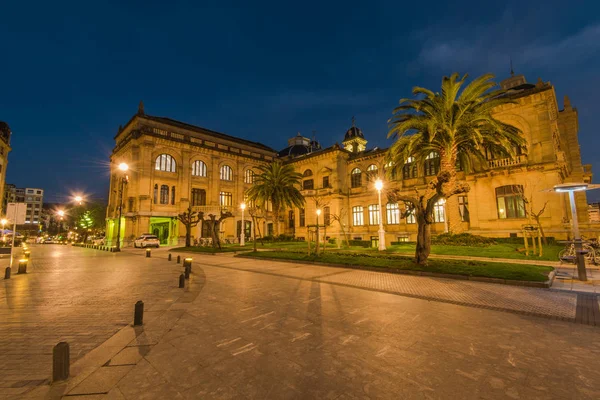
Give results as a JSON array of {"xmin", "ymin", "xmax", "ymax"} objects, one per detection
[
  {"xmin": 252, "ymin": 217, "xmax": 257, "ymax": 252},
  {"xmin": 534, "ymin": 215, "xmax": 548, "ymax": 245},
  {"xmin": 272, "ymin": 208, "xmax": 280, "ymax": 237},
  {"xmin": 415, "ymin": 210, "xmax": 431, "ymax": 265},
  {"xmin": 445, "ymin": 196, "xmax": 463, "ymax": 234},
  {"xmin": 185, "ymin": 223, "xmax": 191, "ymax": 247}
]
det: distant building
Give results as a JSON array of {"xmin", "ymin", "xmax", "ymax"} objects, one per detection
[
  {"xmin": 6, "ymin": 187, "xmax": 44, "ymax": 225},
  {"xmin": 589, "ymin": 203, "xmax": 600, "ymax": 223},
  {"xmin": 0, "ymin": 122, "xmax": 12, "ymax": 212}
]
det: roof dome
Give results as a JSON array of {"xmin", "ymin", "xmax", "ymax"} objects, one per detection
[{"xmin": 344, "ymin": 126, "xmax": 364, "ymax": 140}]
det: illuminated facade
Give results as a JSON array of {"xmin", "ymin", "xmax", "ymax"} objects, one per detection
[
  {"xmin": 0, "ymin": 122, "xmax": 12, "ymax": 215},
  {"xmin": 107, "ymin": 74, "xmax": 593, "ymax": 247}
]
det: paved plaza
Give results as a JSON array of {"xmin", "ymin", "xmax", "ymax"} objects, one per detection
[{"xmin": 1, "ymin": 245, "xmax": 600, "ymax": 399}]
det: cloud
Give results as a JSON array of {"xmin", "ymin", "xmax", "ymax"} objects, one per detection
[{"xmin": 415, "ymin": 21, "xmax": 600, "ymax": 73}]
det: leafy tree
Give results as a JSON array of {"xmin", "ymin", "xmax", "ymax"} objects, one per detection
[
  {"xmin": 246, "ymin": 161, "xmax": 305, "ymax": 236},
  {"xmin": 176, "ymin": 206, "xmax": 203, "ymax": 247},
  {"xmin": 387, "ymin": 73, "xmax": 525, "ymax": 265}
]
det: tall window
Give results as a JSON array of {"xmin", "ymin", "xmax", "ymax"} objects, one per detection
[
  {"xmin": 220, "ymin": 165, "xmax": 233, "ymax": 181},
  {"xmin": 368, "ymin": 204, "xmax": 379, "ymax": 225},
  {"xmin": 458, "ymin": 195, "xmax": 470, "ymax": 222},
  {"xmin": 171, "ymin": 186, "xmax": 176, "ymax": 205},
  {"xmin": 155, "ymin": 154, "xmax": 176, "ymax": 172},
  {"xmin": 403, "ymin": 157, "xmax": 417, "ymax": 179},
  {"xmin": 192, "ymin": 160, "xmax": 207, "ymax": 177},
  {"xmin": 324, "ymin": 206, "xmax": 330, "ymax": 226},
  {"xmin": 153, "ymin": 184, "xmax": 158, "ymax": 204},
  {"xmin": 288, "ymin": 210, "xmax": 295, "ymax": 228},
  {"xmin": 303, "ymin": 179, "xmax": 314, "ymax": 190},
  {"xmin": 160, "ymin": 185, "xmax": 169, "ymax": 204},
  {"xmin": 352, "ymin": 206, "xmax": 364, "ymax": 226},
  {"xmin": 322, "ymin": 176, "xmax": 330, "ymax": 188},
  {"xmin": 244, "ymin": 169, "xmax": 255, "ymax": 184},
  {"xmin": 424, "ymin": 152, "xmax": 440, "ymax": 176},
  {"xmin": 406, "ymin": 207, "xmax": 416, "ymax": 224},
  {"xmin": 366, "ymin": 164, "xmax": 378, "ymax": 181},
  {"xmin": 384, "ymin": 161, "xmax": 397, "ymax": 180},
  {"xmin": 496, "ymin": 185, "xmax": 525, "ymax": 219},
  {"xmin": 386, "ymin": 203, "xmax": 400, "ymax": 225},
  {"xmin": 351, "ymin": 168, "xmax": 362, "ymax": 188},
  {"xmin": 299, "ymin": 208, "xmax": 305, "ymax": 227},
  {"xmin": 219, "ymin": 191, "xmax": 233, "ymax": 207},
  {"xmin": 191, "ymin": 188, "xmax": 206, "ymax": 206},
  {"xmin": 432, "ymin": 199, "xmax": 445, "ymax": 223}
]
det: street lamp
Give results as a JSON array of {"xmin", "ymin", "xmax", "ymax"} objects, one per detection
[
  {"xmin": 57, "ymin": 210, "xmax": 65, "ymax": 239},
  {"xmin": 240, "ymin": 202, "xmax": 246, "ymax": 246},
  {"xmin": 375, "ymin": 179, "xmax": 386, "ymax": 251},
  {"xmin": 74, "ymin": 195, "xmax": 83, "ymax": 205},
  {"xmin": 315, "ymin": 208, "xmax": 321, "ymax": 256},
  {"xmin": 115, "ymin": 162, "xmax": 129, "ymax": 251}
]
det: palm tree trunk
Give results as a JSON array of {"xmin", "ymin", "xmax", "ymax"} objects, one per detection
[
  {"xmin": 415, "ymin": 209, "xmax": 431, "ymax": 265},
  {"xmin": 272, "ymin": 208, "xmax": 280, "ymax": 237}
]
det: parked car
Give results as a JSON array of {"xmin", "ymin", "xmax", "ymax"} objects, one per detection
[{"xmin": 133, "ymin": 234, "xmax": 160, "ymax": 248}]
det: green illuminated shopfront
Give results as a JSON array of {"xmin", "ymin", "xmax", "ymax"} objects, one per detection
[{"xmin": 106, "ymin": 215, "xmax": 180, "ymax": 248}]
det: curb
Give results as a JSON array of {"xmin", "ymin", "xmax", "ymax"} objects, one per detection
[{"xmin": 235, "ymin": 254, "xmax": 556, "ymax": 288}]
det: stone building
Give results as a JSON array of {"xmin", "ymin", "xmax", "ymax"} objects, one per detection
[
  {"xmin": 0, "ymin": 122, "xmax": 12, "ymax": 214},
  {"xmin": 106, "ymin": 74, "xmax": 594, "ymax": 247}
]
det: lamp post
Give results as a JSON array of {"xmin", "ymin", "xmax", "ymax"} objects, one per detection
[
  {"xmin": 375, "ymin": 179, "xmax": 386, "ymax": 251},
  {"xmin": 57, "ymin": 210, "xmax": 65, "ymax": 240},
  {"xmin": 240, "ymin": 202, "xmax": 246, "ymax": 247},
  {"xmin": 74, "ymin": 195, "xmax": 83, "ymax": 206},
  {"xmin": 315, "ymin": 208, "xmax": 321, "ymax": 256},
  {"xmin": 115, "ymin": 162, "xmax": 129, "ymax": 251},
  {"xmin": 1, "ymin": 218, "xmax": 6, "ymax": 244}
]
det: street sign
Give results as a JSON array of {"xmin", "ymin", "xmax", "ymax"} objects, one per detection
[{"xmin": 6, "ymin": 203, "xmax": 26, "ymax": 225}]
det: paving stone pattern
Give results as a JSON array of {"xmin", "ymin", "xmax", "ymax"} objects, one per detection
[{"xmin": 2, "ymin": 246, "xmax": 600, "ymax": 399}]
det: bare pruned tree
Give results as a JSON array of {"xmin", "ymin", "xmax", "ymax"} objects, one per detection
[
  {"xmin": 330, "ymin": 207, "xmax": 349, "ymax": 248},
  {"xmin": 200, "ymin": 211, "xmax": 233, "ymax": 249},
  {"xmin": 516, "ymin": 184, "xmax": 549, "ymax": 245},
  {"xmin": 176, "ymin": 207, "xmax": 203, "ymax": 247}
]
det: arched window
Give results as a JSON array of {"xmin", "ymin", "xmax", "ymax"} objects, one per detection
[
  {"xmin": 153, "ymin": 184, "xmax": 158, "ymax": 204},
  {"xmin": 303, "ymin": 169, "xmax": 313, "ymax": 177},
  {"xmin": 155, "ymin": 154, "xmax": 176, "ymax": 172},
  {"xmin": 403, "ymin": 157, "xmax": 417, "ymax": 179},
  {"xmin": 366, "ymin": 164, "xmax": 378, "ymax": 181},
  {"xmin": 171, "ymin": 186, "xmax": 176, "ymax": 205},
  {"xmin": 191, "ymin": 160, "xmax": 207, "ymax": 177},
  {"xmin": 351, "ymin": 168, "xmax": 362, "ymax": 188},
  {"xmin": 244, "ymin": 169, "xmax": 255, "ymax": 184},
  {"xmin": 220, "ymin": 165, "xmax": 233, "ymax": 181},
  {"xmin": 424, "ymin": 152, "xmax": 440, "ymax": 176},
  {"xmin": 160, "ymin": 185, "xmax": 169, "ymax": 204}
]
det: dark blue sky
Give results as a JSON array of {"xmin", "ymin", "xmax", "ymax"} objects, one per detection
[{"xmin": 2, "ymin": 0, "xmax": 600, "ymax": 202}]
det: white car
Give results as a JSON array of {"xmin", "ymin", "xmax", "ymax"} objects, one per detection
[{"xmin": 133, "ymin": 234, "xmax": 160, "ymax": 248}]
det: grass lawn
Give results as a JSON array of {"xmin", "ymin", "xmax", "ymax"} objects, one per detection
[
  {"xmin": 171, "ymin": 240, "xmax": 325, "ymax": 253},
  {"xmin": 385, "ymin": 242, "xmax": 563, "ymax": 262},
  {"xmin": 241, "ymin": 251, "xmax": 553, "ymax": 282}
]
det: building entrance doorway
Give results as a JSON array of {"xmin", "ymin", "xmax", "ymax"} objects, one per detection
[{"xmin": 149, "ymin": 217, "xmax": 174, "ymax": 245}]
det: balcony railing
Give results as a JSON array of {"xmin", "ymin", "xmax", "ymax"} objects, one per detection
[
  {"xmin": 488, "ymin": 155, "xmax": 526, "ymax": 168},
  {"xmin": 190, "ymin": 205, "xmax": 234, "ymax": 214}
]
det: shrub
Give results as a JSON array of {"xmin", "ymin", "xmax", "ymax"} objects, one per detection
[
  {"xmin": 347, "ymin": 240, "xmax": 371, "ymax": 248},
  {"xmin": 432, "ymin": 233, "xmax": 496, "ymax": 246}
]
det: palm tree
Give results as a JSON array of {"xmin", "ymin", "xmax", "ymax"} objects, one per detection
[
  {"xmin": 246, "ymin": 161, "xmax": 305, "ymax": 237},
  {"xmin": 387, "ymin": 73, "xmax": 525, "ymax": 265}
]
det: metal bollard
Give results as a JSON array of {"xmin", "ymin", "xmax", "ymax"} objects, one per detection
[
  {"xmin": 168, "ymin": 253, "xmax": 172, "ymax": 261},
  {"xmin": 4, "ymin": 267, "xmax": 10, "ymax": 279},
  {"xmin": 17, "ymin": 259, "xmax": 27, "ymax": 274},
  {"xmin": 177, "ymin": 255, "xmax": 181, "ymax": 264},
  {"xmin": 24, "ymin": 251, "xmax": 31, "ymax": 259},
  {"xmin": 52, "ymin": 342, "xmax": 70, "ymax": 382},
  {"xmin": 146, "ymin": 248, "xmax": 151, "ymax": 258},
  {"xmin": 185, "ymin": 265, "xmax": 190, "ymax": 280},
  {"xmin": 183, "ymin": 258, "xmax": 192, "ymax": 271},
  {"xmin": 179, "ymin": 274, "xmax": 185, "ymax": 288},
  {"xmin": 134, "ymin": 301, "xmax": 144, "ymax": 326}
]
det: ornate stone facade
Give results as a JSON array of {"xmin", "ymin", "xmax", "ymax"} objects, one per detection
[
  {"xmin": 107, "ymin": 75, "xmax": 593, "ymax": 247},
  {"xmin": 0, "ymin": 122, "xmax": 12, "ymax": 214}
]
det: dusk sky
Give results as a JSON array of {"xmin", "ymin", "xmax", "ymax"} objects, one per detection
[{"xmin": 2, "ymin": 0, "xmax": 599, "ymax": 202}]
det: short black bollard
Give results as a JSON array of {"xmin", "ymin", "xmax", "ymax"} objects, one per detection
[
  {"xmin": 4, "ymin": 267, "xmax": 10, "ymax": 279},
  {"xmin": 168, "ymin": 253, "xmax": 172, "ymax": 261},
  {"xmin": 134, "ymin": 301, "xmax": 144, "ymax": 326},
  {"xmin": 52, "ymin": 342, "xmax": 70, "ymax": 382},
  {"xmin": 17, "ymin": 259, "xmax": 27, "ymax": 274},
  {"xmin": 177, "ymin": 255, "xmax": 181, "ymax": 264},
  {"xmin": 146, "ymin": 248, "xmax": 151, "ymax": 258},
  {"xmin": 184, "ymin": 265, "xmax": 190, "ymax": 280},
  {"xmin": 24, "ymin": 251, "xmax": 30, "ymax": 259},
  {"xmin": 184, "ymin": 258, "xmax": 192, "ymax": 272},
  {"xmin": 179, "ymin": 274, "xmax": 185, "ymax": 288}
]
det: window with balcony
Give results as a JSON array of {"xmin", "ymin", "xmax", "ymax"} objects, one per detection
[
  {"xmin": 220, "ymin": 165, "xmax": 233, "ymax": 181},
  {"xmin": 191, "ymin": 160, "xmax": 207, "ymax": 177},
  {"xmin": 386, "ymin": 203, "xmax": 400, "ymax": 224},
  {"xmin": 368, "ymin": 204, "xmax": 379, "ymax": 225},
  {"xmin": 351, "ymin": 168, "xmax": 362, "ymax": 188},
  {"xmin": 496, "ymin": 185, "xmax": 525, "ymax": 219},
  {"xmin": 424, "ymin": 152, "xmax": 440, "ymax": 176},
  {"xmin": 403, "ymin": 157, "xmax": 417, "ymax": 179},
  {"xmin": 352, "ymin": 206, "xmax": 364, "ymax": 226},
  {"xmin": 155, "ymin": 154, "xmax": 176, "ymax": 172},
  {"xmin": 303, "ymin": 179, "xmax": 314, "ymax": 190},
  {"xmin": 191, "ymin": 189, "xmax": 206, "ymax": 206}
]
